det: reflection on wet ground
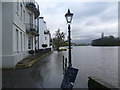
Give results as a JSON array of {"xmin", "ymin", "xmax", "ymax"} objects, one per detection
[
  {"xmin": 31, "ymin": 51, "xmax": 67, "ymax": 88},
  {"xmin": 3, "ymin": 51, "xmax": 67, "ymax": 88},
  {"xmin": 2, "ymin": 46, "xmax": 118, "ymax": 88}
]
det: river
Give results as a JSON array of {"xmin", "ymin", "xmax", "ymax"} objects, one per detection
[
  {"xmin": 71, "ymin": 46, "xmax": 118, "ymax": 88},
  {"xmin": 31, "ymin": 46, "xmax": 118, "ymax": 88}
]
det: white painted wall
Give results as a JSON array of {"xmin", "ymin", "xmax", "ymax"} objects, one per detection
[
  {"xmin": 2, "ymin": 1, "xmax": 39, "ymax": 68},
  {"xmin": 0, "ymin": 3, "xmax": 2, "ymax": 88},
  {"xmin": 2, "ymin": 2, "xmax": 15, "ymax": 68},
  {"xmin": 0, "ymin": 1, "xmax": 2, "ymax": 70},
  {"xmin": 44, "ymin": 34, "xmax": 50, "ymax": 48},
  {"xmin": 39, "ymin": 17, "xmax": 45, "ymax": 49},
  {"xmin": 12, "ymin": 2, "xmax": 31, "ymax": 66},
  {"xmin": 39, "ymin": 17, "xmax": 51, "ymax": 49}
]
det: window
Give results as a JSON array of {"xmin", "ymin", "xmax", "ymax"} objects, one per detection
[
  {"xmin": 20, "ymin": 32, "xmax": 22, "ymax": 51},
  {"xmin": 16, "ymin": 0, "xmax": 19, "ymax": 13},
  {"xmin": 20, "ymin": 4, "xmax": 22, "ymax": 18},
  {"xmin": 23, "ymin": 10, "xmax": 25, "ymax": 22},
  {"xmin": 45, "ymin": 37, "xmax": 47, "ymax": 40},
  {"xmin": 16, "ymin": 29, "xmax": 19, "ymax": 53},
  {"xmin": 28, "ymin": 12, "xmax": 33, "ymax": 24},
  {"xmin": 23, "ymin": 34, "xmax": 25, "ymax": 51}
]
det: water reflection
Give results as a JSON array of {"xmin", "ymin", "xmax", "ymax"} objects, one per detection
[
  {"xmin": 31, "ymin": 51, "xmax": 67, "ymax": 88},
  {"xmin": 31, "ymin": 46, "xmax": 118, "ymax": 88}
]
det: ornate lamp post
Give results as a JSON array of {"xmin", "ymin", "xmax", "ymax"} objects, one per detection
[
  {"xmin": 61, "ymin": 9, "xmax": 78, "ymax": 89},
  {"xmin": 65, "ymin": 9, "xmax": 73, "ymax": 67}
]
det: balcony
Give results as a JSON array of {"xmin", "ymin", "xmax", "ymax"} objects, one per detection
[
  {"xmin": 26, "ymin": 23, "xmax": 39, "ymax": 36},
  {"xmin": 26, "ymin": 2, "xmax": 40, "ymax": 19}
]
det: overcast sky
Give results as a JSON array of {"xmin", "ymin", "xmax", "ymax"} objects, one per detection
[{"xmin": 36, "ymin": 1, "xmax": 118, "ymax": 43}]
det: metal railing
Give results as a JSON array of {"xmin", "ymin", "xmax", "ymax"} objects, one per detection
[
  {"xmin": 26, "ymin": 2, "xmax": 40, "ymax": 19},
  {"xmin": 26, "ymin": 2, "xmax": 39, "ymax": 10},
  {"xmin": 26, "ymin": 23, "xmax": 39, "ymax": 35}
]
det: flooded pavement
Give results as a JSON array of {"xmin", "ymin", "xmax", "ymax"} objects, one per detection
[
  {"xmin": 2, "ymin": 46, "xmax": 118, "ymax": 88},
  {"xmin": 30, "ymin": 51, "xmax": 67, "ymax": 88},
  {"xmin": 2, "ymin": 51, "xmax": 67, "ymax": 88}
]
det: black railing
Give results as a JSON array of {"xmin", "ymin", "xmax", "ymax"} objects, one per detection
[
  {"xmin": 26, "ymin": 23, "xmax": 39, "ymax": 36},
  {"xmin": 26, "ymin": 2, "xmax": 40, "ymax": 19}
]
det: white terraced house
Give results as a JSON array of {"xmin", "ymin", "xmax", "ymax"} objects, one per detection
[
  {"xmin": 39, "ymin": 17, "xmax": 51, "ymax": 49},
  {"xmin": 0, "ymin": 0, "xmax": 2, "ymax": 69},
  {"xmin": 1, "ymin": 0, "xmax": 40, "ymax": 69}
]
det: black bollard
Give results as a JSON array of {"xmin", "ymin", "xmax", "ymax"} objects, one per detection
[
  {"xmin": 65, "ymin": 58, "xmax": 67, "ymax": 72},
  {"xmin": 63, "ymin": 56, "xmax": 65, "ymax": 74}
]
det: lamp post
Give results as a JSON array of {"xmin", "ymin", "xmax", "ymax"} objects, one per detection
[
  {"xmin": 61, "ymin": 9, "xmax": 78, "ymax": 89},
  {"xmin": 65, "ymin": 9, "xmax": 73, "ymax": 67}
]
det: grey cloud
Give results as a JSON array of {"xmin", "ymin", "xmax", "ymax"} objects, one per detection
[
  {"xmin": 73, "ymin": 2, "xmax": 111, "ymax": 19},
  {"xmin": 38, "ymin": 2, "xmax": 117, "ymax": 43},
  {"xmin": 72, "ymin": 2, "xmax": 117, "ymax": 26}
]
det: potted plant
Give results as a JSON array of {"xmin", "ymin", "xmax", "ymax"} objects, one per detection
[
  {"xmin": 28, "ymin": 50, "xmax": 34, "ymax": 54},
  {"xmin": 42, "ymin": 44, "xmax": 48, "ymax": 48}
]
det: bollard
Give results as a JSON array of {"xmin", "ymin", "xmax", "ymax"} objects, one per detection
[
  {"xmin": 63, "ymin": 56, "xmax": 65, "ymax": 74},
  {"xmin": 65, "ymin": 58, "xmax": 67, "ymax": 72}
]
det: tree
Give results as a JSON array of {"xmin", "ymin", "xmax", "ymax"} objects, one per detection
[{"xmin": 52, "ymin": 29, "xmax": 65, "ymax": 52}]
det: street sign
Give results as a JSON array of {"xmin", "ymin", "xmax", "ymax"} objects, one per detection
[{"xmin": 61, "ymin": 66, "xmax": 78, "ymax": 89}]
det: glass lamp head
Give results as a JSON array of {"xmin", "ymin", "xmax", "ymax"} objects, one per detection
[{"xmin": 65, "ymin": 9, "xmax": 73, "ymax": 24}]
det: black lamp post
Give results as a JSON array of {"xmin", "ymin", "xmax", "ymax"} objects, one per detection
[
  {"xmin": 65, "ymin": 9, "xmax": 73, "ymax": 67},
  {"xmin": 61, "ymin": 9, "xmax": 78, "ymax": 89}
]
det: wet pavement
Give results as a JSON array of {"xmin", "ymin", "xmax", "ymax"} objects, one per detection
[{"xmin": 3, "ymin": 51, "xmax": 67, "ymax": 88}]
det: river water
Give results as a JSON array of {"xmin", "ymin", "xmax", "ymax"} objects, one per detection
[
  {"xmin": 72, "ymin": 46, "xmax": 118, "ymax": 88},
  {"xmin": 31, "ymin": 46, "xmax": 118, "ymax": 88}
]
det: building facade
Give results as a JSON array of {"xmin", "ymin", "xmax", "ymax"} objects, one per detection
[
  {"xmin": 39, "ymin": 17, "xmax": 51, "ymax": 49},
  {"xmin": 1, "ymin": 0, "xmax": 40, "ymax": 68},
  {"xmin": 0, "ymin": 1, "xmax": 2, "ymax": 69}
]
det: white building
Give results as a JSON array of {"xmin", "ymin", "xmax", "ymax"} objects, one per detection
[
  {"xmin": 39, "ymin": 17, "xmax": 51, "ymax": 49},
  {"xmin": 44, "ymin": 30, "xmax": 51, "ymax": 48},
  {"xmin": 0, "ymin": 1, "xmax": 2, "ymax": 69},
  {"xmin": 1, "ymin": 0, "xmax": 40, "ymax": 69}
]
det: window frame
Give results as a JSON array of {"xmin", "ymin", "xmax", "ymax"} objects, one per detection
[{"xmin": 16, "ymin": 29, "xmax": 19, "ymax": 53}]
